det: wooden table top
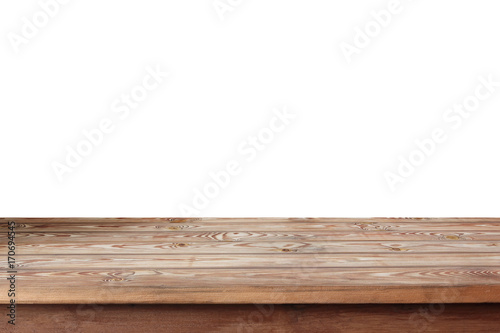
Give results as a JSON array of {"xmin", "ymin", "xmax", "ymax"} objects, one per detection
[{"xmin": 2, "ymin": 218, "xmax": 500, "ymax": 304}]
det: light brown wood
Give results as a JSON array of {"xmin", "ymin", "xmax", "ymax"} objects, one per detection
[
  {"xmin": 10, "ymin": 230, "xmax": 500, "ymax": 242},
  {"xmin": 9, "ymin": 253, "xmax": 500, "ymax": 269},
  {"xmin": 6, "ymin": 240, "xmax": 498, "ymax": 254},
  {"xmin": 1, "ymin": 218, "xmax": 500, "ymax": 304}
]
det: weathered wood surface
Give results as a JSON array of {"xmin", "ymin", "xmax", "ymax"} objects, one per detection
[
  {"xmin": 3, "ymin": 304, "xmax": 500, "ymax": 333},
  {"xmin": 1, "ymin": 218, "xmax": 500, "ymax": 304}
]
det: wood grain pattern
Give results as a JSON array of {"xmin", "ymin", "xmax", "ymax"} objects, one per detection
[
  {"xmin": 1, "ymin": 218, "xmax": 500, "ymax": 304},
  {"xmin": 9, "ymin": 253, "xmax": 500, "ymax": 269},
  {"xmin": 9, "ymin": 230, "xmax": 500, "ymax": 242},
  {"xmin": 3, "ymin": 304, "xmax": 500, "ymax": 333},
  {"xmin": 6, "ymin": 240, "xmax": 498, "ymax": 254},
  {"xmin": 8, "ymin": 220, "xmax": 500, "ymax": 231}
]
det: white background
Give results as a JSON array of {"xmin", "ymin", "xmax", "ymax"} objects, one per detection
[{"xmin": 1, "ymin": 0, "xmax": 500, "ymax": 217}]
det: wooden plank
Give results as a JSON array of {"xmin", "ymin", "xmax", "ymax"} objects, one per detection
[
  {"xmin": 1, "ymin": 218, "xmax": 500, "ymax": 304},
  {"xmin": 5, "ymin": 267, "xmax": 500, "ymax": 286},
  {"xmin": 4, "ymin": 304, "xmax": 500, "ymax": 333},
  {"xmin": 6, "ymin": 240, "xmax": 499, "ymax": 254},
  {"xmin": 8, "ymin": 253, "xmax": 500, "ymax": 270},
  {"xmin": 6, "ymin": 220, "xmax": 500, "ymax": 232},
  {"xmin": 2, "ymin": 267, "xmax": 500, "ymax": 303},
  {"xmin": 3, "ymin": 284, "xmax": 500, "ymax": 304},
  {"xmin": 4, "ymin": 217, "xmax": 500, "ymax": 223},
  {"xmin": 9, "ymin": 230, "xmax": 500, "ymax": 243}
]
